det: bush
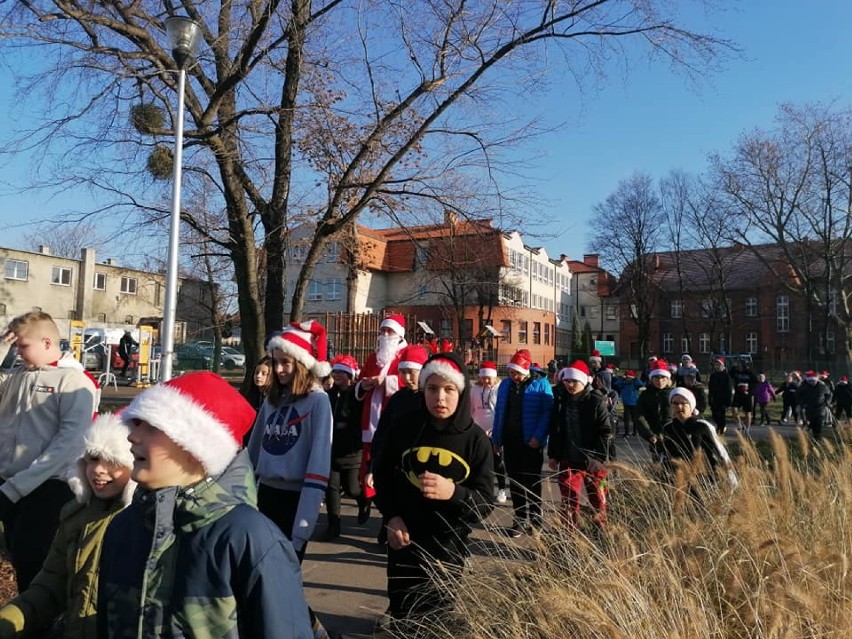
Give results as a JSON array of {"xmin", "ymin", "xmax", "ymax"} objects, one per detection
[{"xmin": 396, "ymin": 427, "xmax": 852, "ymax": 638}]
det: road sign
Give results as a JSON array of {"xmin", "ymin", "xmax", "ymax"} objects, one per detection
[{"xmin": 594, "ymin": 340, "xmax": 616, "ymax": 356}]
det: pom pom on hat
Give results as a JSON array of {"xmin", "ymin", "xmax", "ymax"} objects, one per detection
[
  {"xmin": 267, "ymin": 319, "xmax": 331, "ymax": 378},
  {"xmin": 66, "ymin": 413, "xmax": 137, "ymax": 505},
  {"xmin": 122, "ymin": 372, "xmax": 257, "ymax": 477},
  {"xmin": 330, "ymin": 354, "xmax": 359, "ymax": 378},
  {"xmin": 507, "ymin": 349, "xmax": 532, "ymax": 376},
  {"xmin": 558, "ymin": 360, "xmax": 591, "ymax": 384},
  {"xmin": 649, "ymin": 359, "xmax": 672, "ymax": 379},
  {"xmin": 478, "ymin": 361, "xmax": 498, "ymax": 378},
  {"xmin": 419, "ymin": 353, "xmax": 466, "ymax": 391},
  {"xmin": 669, "ymin": 387, "xmax": 697, "ymax": 415},
  {"xmin": 398, "ymin": 344, "xmax": 429, "ymax": 371},
  {"xmin": 589, "ymin": 349, "xmax": 602, "ymax": 364},
  {"xmin": 380, "ymin": 314, "xmax": 406, "ymax": 338}
]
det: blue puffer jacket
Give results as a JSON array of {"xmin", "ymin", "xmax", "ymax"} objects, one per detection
[
  {"xmin": 613, "ymin": 377, "xmax": 643, "ymax": 406},
  {"xmin": 491, "ymin": 377, "xmax": 553, "ymax": 447}
]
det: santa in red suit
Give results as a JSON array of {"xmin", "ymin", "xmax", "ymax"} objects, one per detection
[{"xmin": 354, "ymin": 314, "xmax": 408, "ymax": 503}]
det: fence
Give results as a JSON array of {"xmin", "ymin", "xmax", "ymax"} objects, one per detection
[{"xmin": 307, "ymin": 312, "xmax": 422, "ymax": 368}]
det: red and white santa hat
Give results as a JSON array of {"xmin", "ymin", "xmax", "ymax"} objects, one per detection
[
  {"xmin": 589, "ymin": 349, "xmax": 602, "ymax": 364},
  {"xmin": 558, "ymin": 360, "xmax": 591, "ymax": 384},
  {"xmin": 398, "ymin": 344, "xmax": 429, "ymax": 371},
  {"xmin": 805, "ymin": 370, "xmax": 819, "ymax": 381},
  {"xmin": 66, "ymin": 412, "xmax": 137, "ymax": 505},
  {"xmin": 478, "ymin": 361, "xmax": 498, "ymax": 378},
  {"xmin": 419, "ymin": 353, "xmax": 466, "ymax": 390},
  {"xmin": 839, "ymin": 375, "xmax": 848, "ymax": 383},
  {"xmin": 507, "ymin": 349, "xmax": 532, "ymax": 376},
  {"xmin": 122, "ymin": 372, "xmax": 257, "ymax": 477},
  {"xmin": 681, "ymin": 354, "xmax": 693, "ymax": 363},
  {"xmin": 669, "ymin": 387, "xmax": 697, "ymax": 415},
  {"xmin": 330, "ymin": 354, "xmax": 359, "ymax": 378},
  {"xmin": 380, "ymin": 314, "xmax": 406, "ymax": 338},
  {"xmin": 648, "ymin": 359, "xmax": 672, "ymax": 379},
  {"xmin": 625, "ymin": 370, "xmax": 636, "ymax": 378},
  {"xmin": 712, "ymin": 356, "xmax": 726, "ymax": 365},
  {"xmin": 267, "ymin": 320, "xmax": 332, "ymax": 378}
]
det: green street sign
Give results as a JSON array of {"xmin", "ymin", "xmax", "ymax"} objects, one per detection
[{"xmin": 594, "ymin": 340, "xmax": 616, "ymax": 356}]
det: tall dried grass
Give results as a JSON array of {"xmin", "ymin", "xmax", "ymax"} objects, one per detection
[{"xmin": 395, "ymin": 427, "xmax": 852, "ymax": 639}]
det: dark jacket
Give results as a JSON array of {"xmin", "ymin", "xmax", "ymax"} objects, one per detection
[
  {"xmin": 796, "ymin": 380, "xmax": 832, "ymax": 418},
  {"xmin": 833, "ymin": 382, "xmax": 852, "ymax": 408},
  {"xmin": 661, "ymin": 416, "xmax": 738, "ymax": 488},
  {"xmin": 97, "ymin": 451, "xmax": 312, "ymax": 639},
  {"xmin": 373, "ymin": 353, "xmax": 493, "ymax": 552},
  {"xmin": 636, "ymin": 385, "xmax": 671, "ymax": 440},
  {"xmin": 548, "ymin": 384, "xmax": 611, "ymax": 468},
  {"xmin": 708, "ymin": 370, "xmax": 734, "ymax": 408},
  {"xmin": 327, "ymin": 384, "xmax": 362, "ymax": 466},
  {"xmin": 371, "ymin": 387, "xmax": 422, "ymax": 473}
]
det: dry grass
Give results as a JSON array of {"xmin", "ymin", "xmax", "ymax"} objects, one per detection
[{"xmin": 398, "ymin": 427, "xmax": 852, "ymax": 639}]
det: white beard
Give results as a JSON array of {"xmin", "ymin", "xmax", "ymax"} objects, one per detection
[{"xmin": 376, "ymin": 335, "xmax": 401, "ymax": 367}]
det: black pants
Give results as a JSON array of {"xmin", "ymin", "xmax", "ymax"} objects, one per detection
[
  {"xmin": 622, "ymin": 405, "xmax": 639, "ymax": 435},
  {"xmin": 387, "ymin": 535, "xmax": 465, "ymax": 619},
  {"xmin": 710, "ymin": 403, "xmax": 728, "ymax": 434},
  {"xmin": 257, "ymin": 484, "xmax": 307, "ymax": 562},
  {"xmin": 502, "ymin": 441, "xmax": 543, "ymax": 527},
  {"xmin": 758, "ymin": 402, "xmax": 771, "ymax": 424},
  {"xmin": 1, "ymin": 479, "xmax": 73, "ymax": 590},
  {"xmin": 493, "ymin": 449, "xmax": 507, "ymax": 491},
  {"xmin": 119, "ymin": 354, "xmax": 131, "ymax": 376},
  {"xmin": 782, "ymin": 396, "xmax": 798, "ymax": 422},
  {"xmin": 325, "ymin": 462, "xmax": 361, "ymax": 519}
]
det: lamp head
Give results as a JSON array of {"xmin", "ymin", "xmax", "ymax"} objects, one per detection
[{"xmin": 165, "ymin": 16, "xmax": 202, "ymax": 70}]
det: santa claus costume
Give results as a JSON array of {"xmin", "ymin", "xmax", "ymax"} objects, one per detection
[{"xmin": 354, "ymin": 314, "xmax": 408, "ymax": 501}]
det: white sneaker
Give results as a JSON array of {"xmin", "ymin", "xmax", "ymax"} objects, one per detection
[{"xmin": 496, "ymin": 489, "xmax": 508, "ymax": 504}]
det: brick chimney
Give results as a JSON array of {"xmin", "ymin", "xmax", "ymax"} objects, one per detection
[{"xmin": 583, "ymin": 254, "xmax": 599, "ymax": 268}]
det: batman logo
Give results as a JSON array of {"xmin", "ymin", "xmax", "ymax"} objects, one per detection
[{"xmin": 400, "ymin": 446, "xmax": 471, "ymax": 488}]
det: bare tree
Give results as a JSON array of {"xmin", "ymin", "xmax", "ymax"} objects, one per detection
[
  {"xmin": 23, "ymin": 221, "xmax": 104, "ymax": 259},
  {"xmin": 590, "ymin": 172, "xmax": 665, "ymax": 359},
  {"xmin": 1, "ymin": 1, "xmax": 734, "ymax": 388},
  {"xmin": 712, "ymin": 103, "xmax": 852, "ymax": 366}
]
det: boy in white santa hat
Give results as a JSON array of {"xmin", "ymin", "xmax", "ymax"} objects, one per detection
[{"xmin": 354, "ymin": 314, "xmax": 408, "ymax": 520}]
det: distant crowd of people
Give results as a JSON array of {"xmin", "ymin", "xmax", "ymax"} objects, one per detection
[{"xmin": 0, "ymin": 310, "xmax": 842, "ymax": 637}]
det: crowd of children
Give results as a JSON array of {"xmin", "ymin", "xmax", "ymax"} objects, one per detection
[{"xmin": 0, "ymin": 309, "xmax": 845, "ymax": 637}]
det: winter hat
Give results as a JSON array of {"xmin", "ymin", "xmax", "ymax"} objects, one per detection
[
  {"xmin": 530, "ymin": 362, "xmax": 546, "ymax": 375},
  {"xmin": 737, "ymin": 382, "xmax": 749, "ymax": 389},
  {"xmin": 805, "ymin": 370, "xmax": 819, "ymax": 382},
  {"xmin": 839, "ymin": 375, "xmax": 848, "ymax": 384},
  {"xmin": 478, "ymin": 361, "xmax": 498, "ymax": 378},
  {"xmin": 558, "ymin": 360, "xmax": 591, "ymax": 384},
  {"xmin": 681, "ymin": 354, "xmax": 693, "ymax": 363},
  {"xmin": 820, "ymin": 370, "xmax": 830, "ymax": 378},
  {"xmin": 419, "ymin": 353, "xmax": 466, "ymax": 391},
  {"xmin": 67, "ymin": 413, "xmax": 137, "ymax": 505},
  {"xmin": 267, "ymin": 319, "xmax": 332, "ymax": 378},
  {"xmin": 398, "ymin": 344, "xmax": 429, "ymax": 371},
  {"xmin": 589, "ymin": 349, "xmax": 602, "ymax": 364},
  {"xmin": 507, "ymin": 349, "xmax": 532, "ymax": 376},
  {"xmin": 606, "ymin": 363, "xmax": 616, "ymax": 371},
  {"xmin": 669, "ymin": 387, "xmax": 697, "ymax": 415},
  {"xmin": 380, "ymin": 314, "xmax": 406, "ymax": 338},
  {"xmin": 439, "ymin": 338, "xmax": 454, "ymax": 353},
  {"xmin": 648, "ymin": 355, "xmax": 658, "ymax": 363},
  {"xmin": 625, "ymin": 370, "xmax": 636, "ymax": 378},
  {"xmin": 330, "ymin": 354, "xmax": 359, "ymax": 378},
  {"xmin": 712, "ymin": 356, "xmax": 726, "ymax": 365},
  {"xmin": 648, "ymin": 359, "xmax": 672, "ymax": 379},
  {"xmin": 122, "ymin": 372, "xmax": 257, "ymax": 477}
]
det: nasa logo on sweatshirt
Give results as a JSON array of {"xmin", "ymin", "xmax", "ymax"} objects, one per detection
[{"xmin": 262, "ymin": 407, "xmax": 310, "ymax": 455}]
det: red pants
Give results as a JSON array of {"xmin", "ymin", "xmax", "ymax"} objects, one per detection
[
  {"xmin": 556, "ymin": 461, "xmax": 607, "ymax": 526},
  {"xmin": 359, "ymin": 444, "xmax": 376, "ymax": 500}
]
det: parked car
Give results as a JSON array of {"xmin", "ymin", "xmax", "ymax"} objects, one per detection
[
  {"xmin": 174, "ymin": 343, "xmax": 212, "ymax": 370},
  {"xmin": 220, "ymin": 347, "xmax": 246, "ymax": 370}
]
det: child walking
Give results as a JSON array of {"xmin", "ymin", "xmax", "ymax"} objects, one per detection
[
  {"xmin": 97, "ymin": 372, "xmax": 313, "ymax": 637},
  {"xmin": 373, "ymin": 352, "xmax": 494, "ymax": 622},
  {"xmin": 470, "ymin": 361, "xmax": 508, "ymax": 503},
  {"xmin": 753, "ymin": 373, "xmax": 776, "ymax": 426},
  {"xmin": 0, "ymin": 414, "xmax": 134, "ymax": 639}
]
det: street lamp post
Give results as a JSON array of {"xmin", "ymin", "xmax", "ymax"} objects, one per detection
[{"xmin": 160, "ymin": 16, "xmax": 202, "ymax": 381}]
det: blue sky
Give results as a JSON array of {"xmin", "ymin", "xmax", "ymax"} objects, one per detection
[{"xmin": 2, "ymin": 1, "xmax": 852, "ymax": 266}]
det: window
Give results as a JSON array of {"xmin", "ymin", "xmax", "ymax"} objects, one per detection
[
  {"xmin": 93, "ymin": 272, "xmax": 106, "ymax": 290},
  {"xmin": 500, "ymin": 320, "xmax": 512, "ymax": 344},
  {"xmin": 745, "ymin": 331, "xmax": 758, "ymax": 354},
  {"xmin": 463, "ymin": 319, "xmax": 473, "ymax": 340},
  {"xmin": 829, "ymin": 291, "xmax": 838, "ymax": 316},
  {"xmin": 325, "ymin": 242, "xmax": 340, "ymax": 262},
  {"xmin": 0, "ymin": 303, "xmax": 5, "ymax": 315},
  {"xmin": 125, "ymin": 315, "xmax": 133, "ymax": 324},
  {"xmin": 681, "ymin": 335, "xmax": 689, "ymax": 354},
  {"xmin": 290, "ymin": 244, "xmax": 308, "ymax": 263},
  {"xmin": 544, "ymin": 323, "xmax": 550, "ymax": 346},
  {"xmin": 120, "ymin": 277, "xmax": 138, "ymax": 295},
  {"xmin": 533, "ymin": 322, "xmax": 541, "ymax": 345},
  {"xmin": 662, "ymin": 332, "xmax": 673, "ymax": 354},
  {"xmin": 518, "ymin": 321, "xmax": 528, "ymax": 344},
  {"xmin": 327, "ymin": 278, "xmax": 343, "ymax": 301},
  {"xmin": 4, "ymin": 259, "xmax": 28, "ymax": 281},
  {"xmin": 699, "ymin": 332, "xmax": 710, "ymax": 354},
  {"xmin": 440, "ymin": 318, "xmax": 452, "ymax": 338},
  {"xmin": 96, "ymin": 313, "xmax": 107, "ymax": 322},
  {"xmin": 67, "ymin": 310, "xmax": 78, "ymax": 320},
  {"xmin": 155, "ymin": 283, "xmax": 162, "ymax": 307},
  {"xmin": 776, "ymin": 295, "xmax": 790, "ymax": 333},
  {"xmin": 579, "ymin": 306, "xmax": 587, "ymax": 318},
  {"xmin": 700, "ymin": 298, "xmax": 712, "ymax": 319},
  {"xmin": 414, "ymin": 245, "xmax": 428, "ymax": 269},
  {"xmin": 745, "ymin": 297, "xmax": 758, "ymax": 317},
  {"xmin": 671, "ymin": 299, "xmax": 683, "ymax": 319},
  {"xmin": 605, "ymin": 305, "xmax": 617, "ymax": 320},
  {"xmin": 307, "ymin": 280, "xmax": 323, "ymax": 301},
  {"xmin": 522, "ymin": 256, "xmax": 529, "ymax": 275},
  {"xmin": 819, "ymin": 332, "xmax": 836, "ymax": 354},
  {"xmin": 51, "ymin": 266, "xmax": 72, "ymax": 286}
]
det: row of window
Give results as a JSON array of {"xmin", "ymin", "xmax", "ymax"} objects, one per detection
[
  {"xmin": 660, "ymin": 331, "xmax": 837, "ymax": 355},
  {"xmin": 290, "ymin": 242, "xmax": 340, "ymax": 264},
  {"xmin": 669, "ymin": 295, "xmax": 834, "ymax": 333},
  {"xmin": 306, "ymin": 279, "xmax": 344, "ymax": 301},
  {"xmin": 3, "ymin": 259, "xmax": 138, "ymax": 294},
  {"xmin": 507, "ymin": 249, "xmax": 569, "ymax": 290}
]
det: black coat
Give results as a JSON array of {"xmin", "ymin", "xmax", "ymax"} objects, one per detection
[
  {"xmin": 708, "ymin": 371, "xmax": 734, "ymax": 407},
  {"xmin": 327, "ymin": 384, "xmax": 362, "ymax": 466},
  {"xmin": 548, "ymin": 384, "xmax": 611, "ymax": 467}
]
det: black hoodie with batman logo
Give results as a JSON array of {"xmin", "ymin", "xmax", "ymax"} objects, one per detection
[{"xmin": 374, "ymin": 352, "xmax": 494, "ymax": 551}]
